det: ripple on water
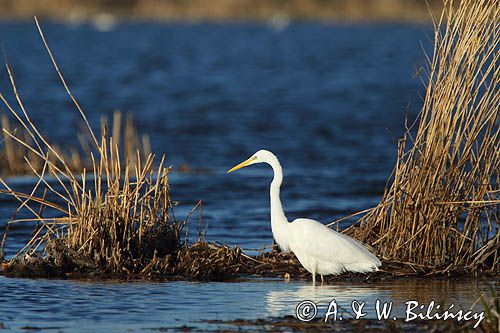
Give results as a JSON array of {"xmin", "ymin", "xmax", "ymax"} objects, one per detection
[{"xmin": 0, "ymin": 276, "xmax": 498, "ymax": 331}]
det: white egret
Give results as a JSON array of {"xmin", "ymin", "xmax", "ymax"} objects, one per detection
[{"xmin": 227, "ymin": 150, "xmax": 381, "ymax": 284}]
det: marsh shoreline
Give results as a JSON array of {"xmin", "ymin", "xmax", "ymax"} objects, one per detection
[
  {"xmin": 0, "ymin": 0, "xmax": 442, "ymax": 23},
  {"xmin": 2, "ymin": 240, "xmax": 499, "ymax": 282}
]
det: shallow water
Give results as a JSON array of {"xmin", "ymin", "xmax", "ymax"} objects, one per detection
[
  {"xmin": 1, "ymin": 276, "xmax": 497, "ymax": 332},
  {"xmin": 0, "ymin": 21, "xmax": 497, "ymax": 331}
]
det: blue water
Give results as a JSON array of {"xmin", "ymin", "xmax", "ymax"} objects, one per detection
[
  {"xmin": 0, "ymin": 21, "xmax": 497, "ymax": 332},
  {"xmin": 0, "ymin": 276, "xmax": 496, "ymax": 332},
  {"xmin": 0, "ymin": 21, "xmax": 429, "ymax": 256}
]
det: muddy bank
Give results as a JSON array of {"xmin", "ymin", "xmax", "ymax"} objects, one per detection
[
  {"xmin": 2, "ymin": 239, "xmax": 499, "ymax": 282},
  {"xmin": 0, "ymin": 240, "xmax": 308, "ymax": 281}
]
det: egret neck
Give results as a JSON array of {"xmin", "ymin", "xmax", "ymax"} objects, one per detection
[{"xmin": 268, "ymin": 155, "xmax": 291, "ymax": 252}]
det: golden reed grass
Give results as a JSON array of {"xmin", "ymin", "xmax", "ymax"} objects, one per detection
[
  {"xmin": 0, "ymin": 17, "xmax": 177, "ymax": 275},
  {"xmin": 347, "ymin": 0, "xmax": 500, "ymax": 274},
  {"xmin": 0, "ymin": 111, "xmax": 151, "ymax": 176}
]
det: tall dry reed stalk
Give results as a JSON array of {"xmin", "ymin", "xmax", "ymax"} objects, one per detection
[
  {"xmin": 350, "ymin": 0, "xmax": 499, "ymax": 273},
  {"xmin": 0, "ymin": 110, "xmax": 151, "ymax": 176},
  {"xmin": 0, "ymin": 18, "xmax": 178, "ymax": 274}
]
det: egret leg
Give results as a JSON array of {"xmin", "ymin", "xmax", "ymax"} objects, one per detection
[
  {"xmin": 321, "ymin": 275, "xmax": 324, "ymax": 285},
  {"xmin": 312, "ymin": 273, "xmax": 316, "ymax": 285}
]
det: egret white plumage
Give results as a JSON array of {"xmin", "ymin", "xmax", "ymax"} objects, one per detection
[{"xmin": 227, "ymin": 150, "xmax": 381, "ymax": 284}]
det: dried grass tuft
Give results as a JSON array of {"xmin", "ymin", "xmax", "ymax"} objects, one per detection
[
  {"xmin": 0, "ymin": 18, "xmax": 178, "ymax": 277},
  {"xmin": 349, "ymin": 0, "xmax": 500, "ymax": 274}
]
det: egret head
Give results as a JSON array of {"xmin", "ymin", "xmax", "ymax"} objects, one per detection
[{"xmin": 227, "ymin": 150, "xmax": 276, "ymax": 173}]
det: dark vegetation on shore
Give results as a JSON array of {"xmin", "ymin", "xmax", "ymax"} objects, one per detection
[
  {"xmin": 0, "ymin": 0, "xmax": 444, "ymax": 23},
  {"xmin": 203, "ymin": 316, "xmax": 497, "ymax": 333},
  {"xmin": 0, "ymin": 0, "xmax": 498, "ymax": 285}
]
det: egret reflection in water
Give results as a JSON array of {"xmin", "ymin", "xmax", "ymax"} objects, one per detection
[
  {"xmin": 265, "ymin": 283, "xmax": 382, "ymax": 318},
  {"xmin": 265, "ymin": 279, "xmax": 497, "ymax": 319}
]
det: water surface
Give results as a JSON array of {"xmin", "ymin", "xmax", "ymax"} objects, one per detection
[
  {"xmin": 0, "ymin": 21, "xmax": 496, "ymax": 332},
  {"xmin": 0, "ymin": 276, "xmax": 496, "ymax": 332}
]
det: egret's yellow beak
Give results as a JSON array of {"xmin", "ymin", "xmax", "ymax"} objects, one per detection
[{"xmin": 227, "ymin": 157, "xmax": 255, "ymax": 173}]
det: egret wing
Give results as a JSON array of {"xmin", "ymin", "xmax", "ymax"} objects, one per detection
[{"xmin": 290, "ymin": 218, "xmax": 381, "ymax": 266}]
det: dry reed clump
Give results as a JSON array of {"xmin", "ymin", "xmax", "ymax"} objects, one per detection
[
  {"xmin": 0, "ymin": 18, "xmax": 180, "ymax": 278},
  {"xmin": 1, "ymin": 109, "xmax": 179, "ymax": 277},
  {"xmin": 348, "ymin": 0, "xmax": 500, "ymax": 274},
  {"xmin": 0, "ymin": 110, "xmax": 151, "ymax": 176}
]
